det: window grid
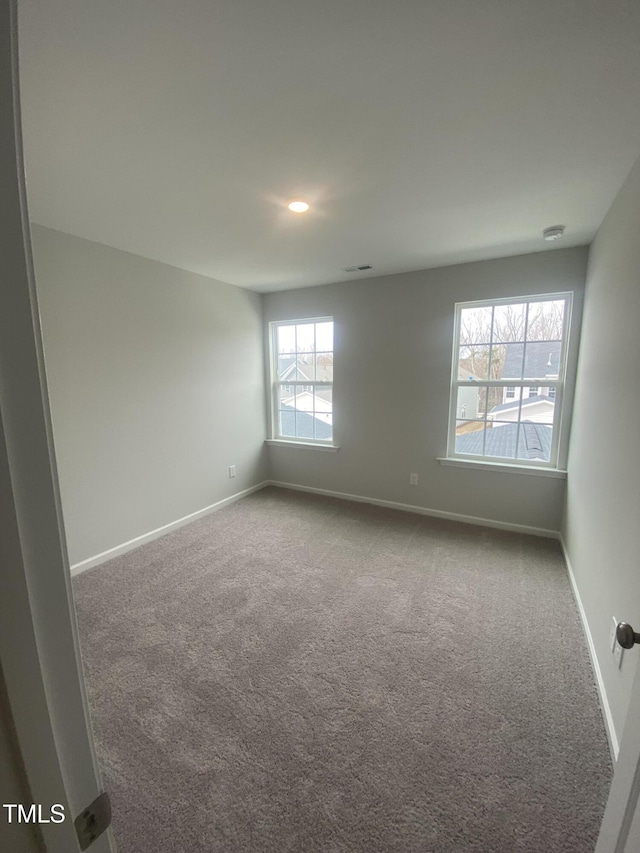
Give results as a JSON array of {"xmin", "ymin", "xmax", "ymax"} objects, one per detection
[
  {"xmin": 449, "ymin": 294, "xmax": 571, "ymax": 468},
  {"xmin": 270, "ymin": 318, "xmax": 334, "ymax": 444}
]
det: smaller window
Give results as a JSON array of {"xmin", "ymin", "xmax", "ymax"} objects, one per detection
[
  {"xmin": 270, "ymin": 318, "xmax": 334, "ymax": 444},
  {"xmin": 506, "ymin": 386, "xmax": 515, "ymax": 398},
  {"xmin": 548, "ymin": 387, "xmax": 556, "ymax": 399},
  {"xmin": 529, "ymin": 386, "xmax": 538, "ymax": 397}
]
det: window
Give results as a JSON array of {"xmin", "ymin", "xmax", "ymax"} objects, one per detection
[
  {"xmin": 269, "ymin": 318, "xmax": 334, "ymax": 443},
  {"xmin": 448, "ymin": 293, "xmax": 572, "ymax": 468}
]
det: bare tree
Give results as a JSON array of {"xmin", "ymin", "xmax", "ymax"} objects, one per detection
[{"xmin": 459, "ymin": 301, "xmax": 564, "ymax": 381}]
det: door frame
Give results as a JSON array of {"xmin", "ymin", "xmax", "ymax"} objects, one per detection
[
  {"xmin": 0, "ymin": 1, "xmax": 115, "ymax": 850},
  {"xmin": 596, "ymin": 659, "xmax": 640, "ymax": 852}
]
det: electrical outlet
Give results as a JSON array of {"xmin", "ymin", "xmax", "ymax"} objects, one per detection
[
  {"xmin": 409, "ymin": 473, "xmax": 419, "ymax": 486},
  {"xmin": 228, "ymin": 465, "xmax": 236, "ymax": 478},
  {"xmin": 610, "ymin": 617, "xmax": 618, "ymax": 653}
]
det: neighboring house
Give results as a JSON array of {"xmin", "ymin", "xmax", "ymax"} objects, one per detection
[
  {"xmin": 456, "ymin": 366, "xmax": 481, "ymax": 422},
  {"xmin": 501, "ymin": 340, "xmax": 562, "ymax": 404},
  {"xmin": 279, "ymin": 353, "xmax": 333, "ymax": 418},
  {"xmin": 283, "ymin": 389, "xmax": 332, "ymax": 424},
  {"xmin": 455, "ymin": 421, "xmax": 552, "ymax": 462},
  {"xmin": 488, "ymin": 395, "xmax": 555, "ymax": 425},
  {"xmin": 278, "ymin": 353, "xmax": 333, "ymax": 385}
]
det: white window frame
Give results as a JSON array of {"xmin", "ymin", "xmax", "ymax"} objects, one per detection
[
  {"xmin": 268, "ymin": 316, "xmax": 335, "ymax": 446},
  {"xmin": 446, "ymin": 292, "xmax": 572, "ymax": 470}
]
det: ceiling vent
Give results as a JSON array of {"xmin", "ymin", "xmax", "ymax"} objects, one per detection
[{"xmin": 343, "ymin": 264, "xmax": 372, "ymax": 272}]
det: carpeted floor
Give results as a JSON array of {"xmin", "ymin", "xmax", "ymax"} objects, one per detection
[{"xmin": 73, "ymin": 486, "xmax": 612, "ymax": 852}]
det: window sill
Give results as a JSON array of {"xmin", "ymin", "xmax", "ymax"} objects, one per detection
[
  {"xmin": 266, "ymin": 439, "xmax": 340, "ymax": 452},
  {"xmin": 437, "ymin": 457, "xmax": 567, "ymax": 478}
]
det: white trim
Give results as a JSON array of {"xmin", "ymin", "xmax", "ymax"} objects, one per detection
[
  {"xmin": 437, "ymin": 457, "xmax": 567, "ymax": 478},
  {"xmin": 559, "ymin": 536, "xmax": 619, "ymax": 762},
  {"xmin": 266, "ymin": 439, "xmax": 340, "ymax": 451},
  {"xmin": 267, "ymin": 480, "xmax": 559, "ymax": 539},
  {"xmin": 70, "ymin": 481, "xmax": 270, "ymax": 575}
]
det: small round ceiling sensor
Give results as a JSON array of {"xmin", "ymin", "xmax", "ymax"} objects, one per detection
[
  {"xmin": 288, "ymin": 200, "xmax": 310, "ymax": 213},
  {"xmin": 543, "ymin": 225, "xmax": 565, "ymax": 241}
]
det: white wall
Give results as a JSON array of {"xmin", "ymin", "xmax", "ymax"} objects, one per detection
[
  {"xmin": 264, "ymin": 247, "xmax": 586, "ymax": 533},
  {"xmin": 31, "ymin": 226, "xmax": 267, "ymax": 566},
  {"xmin": 562, "ymin": 156, "xmax": 640, "ymax": 745}
]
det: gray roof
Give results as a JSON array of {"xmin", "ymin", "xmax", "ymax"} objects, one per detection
[
  {"xmin": 502, "ymin": 341, "xmax": 562, "ymax": 379},
  {"xmin": 279, "ymin": 404, "xmax": 332, "ymax": 441},
  {"xmin": 489, "ymin": 396, "xmax": 554, "ymax": 415},
  {"xmin": 455, "ymin": 422, "xmax": 552, "ymax": 461}
]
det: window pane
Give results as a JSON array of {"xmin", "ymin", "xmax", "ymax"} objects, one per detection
[
  {"xmin": 458, "ymin": 345, "xmax": 492, "ymax": 380},
  {"xmin": 460, "ymin": 306, "xmax": 492, "ymax": 344},
  {"xmin": 315, "ymin": 321, "xmax": 333, "ymax": 351},
  {"xmin": 526, "ymin": 300, "xmax": 565, "ymax": 342},
  {"xmin": 478, "ymin": 386, "xmax": 503, "ymax": 419},
  {"xmin": 278, "ymin": 386, "xmax": 333, "ymax": 442},
  {"xmin": 520, "ymin": 391, "xmax": 555, "ymax": 425},
  {"xmin": 277, "ymin": 324, "xmax": 295, "ymax": 354},
  {"xmin": 277, "ymin": 385, "xmax": 295, "ymax": 407},
  {"xmin": 491, "ymin": 343, "xmax": 524, "ymax": 381},
  {"xmin": 486, "ymin": 388, "xmax": 521, "ymax": 422},
  {"xmin": 523, "ymin": 341, "xmax": 562, "ymax": 379},
  {"xmin": 493, "ymin": 303, "xmax": 526, "ymax": 343},
  {"xmin": 296, "ymin": 323, "xmax": 315, "ymax": 352},
  {"xmin": 455, "ymin": 386, "xmax": 484, "ymax": 422},
  {"xmin": 294, "ymin": 353, "xmax": 315, "ymax": 381},
  {"xmin": 315, "ymin": 352, "xmax": 333, "ymax": 382},
  {"xmin": 483, "ymin": 422, "xmax": 517, "ymax": 459},
  {"xmin": 517, "ymin": 422, "xmax": 552, "ymax": 462},
  {"xmin": 313, "ymin": 385, "xmax": 332, "ymax": 412},
  {"xmin": 278, "ymin": 409, "xmax": 296, "ymax": 437},
  {"xmin": 454, "ymin": 422, "xmax": 488, "ymax": 456},
  {"xmin": 277, "ymin": 353, "xmax": 296, "ymax": 380}
]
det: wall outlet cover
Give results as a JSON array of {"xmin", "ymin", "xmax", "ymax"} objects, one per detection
[{"xmin": 409, "ymin": 473, "xmax": 418, "ymax": 486}]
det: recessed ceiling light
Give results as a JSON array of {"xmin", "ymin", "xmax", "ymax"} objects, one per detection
[
  {"xmin": 287, "ymin": 200, "xmax": 310, "ymax": 213},
  {"xmin": 543, "ymin": 225, "xmax": 565, "ymax": 241}
]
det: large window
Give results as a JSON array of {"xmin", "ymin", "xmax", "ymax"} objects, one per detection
[
  {"xmin": 269, "ymin": 318, "xmax": 334, "ymax": 444},
  {"xmin": 448, "ymin": 293, "xmax": 572, "ymax": 468}
]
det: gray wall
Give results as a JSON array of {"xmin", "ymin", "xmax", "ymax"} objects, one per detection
[
  {"xmin": 31, "ymin": 226, "xmax": 267, "ymax": 565},
  {"xmin": 264, "ymin": 247, "xmax": 586, "ymax": 532},
  {"xmin": 562, "ymin": 157, "xmax": 640, "ymax": 742}
]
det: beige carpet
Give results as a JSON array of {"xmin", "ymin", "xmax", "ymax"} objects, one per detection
[{"xmin": 73, "ymin": 486, "xmax": 611, "ymax": 852}]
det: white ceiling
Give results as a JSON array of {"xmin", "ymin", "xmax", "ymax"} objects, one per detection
[{"xmin": 18, "ymin": 0, "xmax": 640, "ymax": 292}]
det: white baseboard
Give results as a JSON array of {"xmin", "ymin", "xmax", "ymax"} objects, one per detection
[
  {"xmin": 70, "ymin": 481, "xmax": 270, "ymax": 576},
  {"xmin": 267, "ymin": 480, "xmax": 559, "ymax": 539},
  {"xmin": 559, "ymin": 535, "xmax": 619, "ymax": 762}
]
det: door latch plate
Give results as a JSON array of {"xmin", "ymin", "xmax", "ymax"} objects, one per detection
[{"xmin": 74, "ymin": 791, "xmax": 111, "ymax": 850}]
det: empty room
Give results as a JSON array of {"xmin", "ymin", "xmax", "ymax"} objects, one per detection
[{"xmin": 2, "ymin": 1, "xmax": 640, "ymax": 852}]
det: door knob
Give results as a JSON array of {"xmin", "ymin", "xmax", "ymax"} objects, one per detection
[{"xmin": 616, "ymin": 622, "xmax": 640, "ymax": 650}]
